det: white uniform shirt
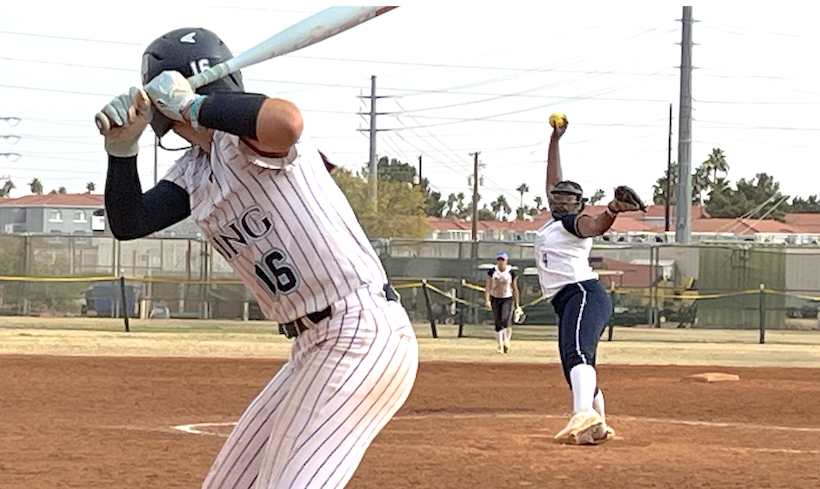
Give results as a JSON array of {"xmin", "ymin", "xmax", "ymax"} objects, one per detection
[
  {"xmin": 534, "ymin": 216, "xmax": 598, "ymax": 300},
  {"xmin": 162, "ymin": 131, "xmax": 387, "ymax": 323},
  {"xmin": 487, "ymin": 266, "xmax": 516, "ymax": 299}
]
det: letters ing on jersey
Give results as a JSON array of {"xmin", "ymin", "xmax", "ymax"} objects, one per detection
[{"xmin": 162, "ymin": 132, "xmax": 387, "ymax": 323}]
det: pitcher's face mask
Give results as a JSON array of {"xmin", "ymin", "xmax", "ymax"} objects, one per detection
[{"xmin": 550, "ymin": 192, "xmax": 584, "ymax": 220}]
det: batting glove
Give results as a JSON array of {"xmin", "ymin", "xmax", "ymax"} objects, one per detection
[
  {"xmin": 100, "ymin": 87, "xmax": 152, "ymax": 158},
  {"xmin": 144, "ymin": 71, "xmax": 205, "ymax": 129}
]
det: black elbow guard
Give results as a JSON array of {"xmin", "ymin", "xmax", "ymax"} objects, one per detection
[{"xmin": 196, "ymin": 92, "xmax": 267, "ymax": 139}]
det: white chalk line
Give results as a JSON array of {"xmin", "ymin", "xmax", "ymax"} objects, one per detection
[
  {"xmin": 393, "ymin": 412, "xmax": 820, "ymax": 434},
  {"xmin": 174, "ymin": 421, "xmax": 237, "ymax": 436},
  {"xmin": 169, "ymin": 412, "xmax": 820, "ymax": 457}
]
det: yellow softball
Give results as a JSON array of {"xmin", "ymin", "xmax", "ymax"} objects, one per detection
[{"xmin": 549, "ymin": 111, "xmax": 567, "ymax": 129}]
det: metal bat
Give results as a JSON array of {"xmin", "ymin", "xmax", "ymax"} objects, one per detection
[{"xmin": 95, "ymin": 6, "xmax": 398, "ymax": 134}]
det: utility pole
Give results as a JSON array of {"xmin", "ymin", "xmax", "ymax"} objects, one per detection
[
  {"xmin": 356, "ymin": 76, "xmax": 398, "ymax": 212},
  {"xmin": 675, "ymin": 6, "xmax": 694, "ymax": 244},
  {"xmin": 470, "ymin": 151, "xmax": 480, "ymax": 260},
  {"xmin": 665, "ymin": 103, "xmax": 673, "ymax": 232},
  {"xmin": 368, "ymin": 75, "xmax": 378, "ymax": 213},
  {"xmin": 418, "ymin": 155, "xmax": 423, "ymax": 183}
]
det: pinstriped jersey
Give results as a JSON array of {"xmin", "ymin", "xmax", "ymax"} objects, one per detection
[
  {"xmin": 162, "ymin": 131, "xmax": 387, "ymax": 323},
  {"xmin": 534, "ymin": 216, "xmax": 598, "ymax": 300}
]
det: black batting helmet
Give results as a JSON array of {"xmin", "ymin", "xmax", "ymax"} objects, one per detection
[
  {"xmin": 141, "ymin": 27, "xmax": 244, "ymax": 138},
  {"xmin": 550, "ymin": 180, "xmax": 584, "ymax": 199},
  {"xmin": 550, "ymin": 180, "xmax": 588, "ymax": 218}
]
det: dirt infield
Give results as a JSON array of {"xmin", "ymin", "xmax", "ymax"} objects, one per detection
[{"xmin": 0, "ymin": 355, "xmax": 818, "ymax": 489}]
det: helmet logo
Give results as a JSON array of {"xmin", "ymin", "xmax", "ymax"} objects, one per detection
[{"xmin": 180, "ymin": 32, "xmax": 197, "ymax": 44}]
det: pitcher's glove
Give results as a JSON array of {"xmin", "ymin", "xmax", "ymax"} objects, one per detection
[{"xmin": 609, "ymin": 185, "xmax": 647, "ymax": 213}]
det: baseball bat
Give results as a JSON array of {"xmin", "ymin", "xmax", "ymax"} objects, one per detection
[{"xmin": 95, "ymin": 6, "xmax": 398, "ymax": 134}]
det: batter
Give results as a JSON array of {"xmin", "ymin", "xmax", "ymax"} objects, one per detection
[{"xmin": 97, "ymin": 27, "xmax": 418, "ymax": 488}]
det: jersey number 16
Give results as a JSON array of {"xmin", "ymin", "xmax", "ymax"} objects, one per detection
[{"xmin": 254, "ymin": 248, "xmax": 299, "ymax": 297}]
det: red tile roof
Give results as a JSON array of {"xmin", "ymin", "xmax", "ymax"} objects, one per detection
[
  {"xmin": 608, "ymin": 216, "xmax": 662, "ymax": 233},
  {"xmin": 690, "ymin": 218, "xmax": 808, "ymax": 235},
  {"xmin": 426, "ymin": 217, "xmax": 545, "ymax": 233},
  {"xmin": 784, "ymin": 213, "xmax": 820, "ymax": 233},
  {"xmin": 427, "ymin": 214, "xmax": 813, "ymax": 236},
  {"xmin": 0, "ymin": 193, "xmax": 104, "ymax": 207},
  {"xmin": 533, "ymin": 205, "xmax": 710, "ymax": 221}
]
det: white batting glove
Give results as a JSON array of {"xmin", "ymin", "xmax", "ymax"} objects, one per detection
[
  {"xmin": 100, "ymin": 87, "xmax": 152, "ymax": 158},
  {"xmin": 144, "ymin": 71, "xmax": 205, "ymax": 128}
]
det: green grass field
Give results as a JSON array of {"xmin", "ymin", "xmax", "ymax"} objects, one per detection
[{"xmin": 1, "ymin": 316, "xmax": 819, "ymax": 367}]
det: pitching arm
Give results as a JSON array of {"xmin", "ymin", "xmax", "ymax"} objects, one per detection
[{"xmin": 546, "ymin": 119, "xmax": 568, "ymax": 207}]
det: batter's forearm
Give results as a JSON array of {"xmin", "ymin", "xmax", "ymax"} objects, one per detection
[{"xmin": 105, "ymin": 155, "xmax": 191, "ymax": 240}]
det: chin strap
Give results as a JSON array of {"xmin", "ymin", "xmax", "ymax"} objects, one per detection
[{"xmin": 157, "ymin": 137, "xmax": 192, "ymax": 152}]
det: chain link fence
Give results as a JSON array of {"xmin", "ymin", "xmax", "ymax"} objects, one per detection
[{"xmin": 1, "ymin": 235, "xmax": 819, "ymax": 343}]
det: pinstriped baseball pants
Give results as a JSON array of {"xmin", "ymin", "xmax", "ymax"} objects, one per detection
[{"xmin": 202, "ymin": 287, "xmax": 419, "ymax": 489}]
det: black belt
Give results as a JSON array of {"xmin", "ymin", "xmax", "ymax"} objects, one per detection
[
  {"xmin": 279, "ymin": 284, "xmax": 399, "ymax": 339},
  {"xmin": 280, "ymin": 306, "xmax": 332, "ymax": 339}
]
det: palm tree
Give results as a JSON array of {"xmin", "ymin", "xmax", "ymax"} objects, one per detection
[
  {"xmin": 533, "ymin": 196, "xmax": 544, "ymax": 210},
  {"xmin": 492, "ymin": 195, "xmax": 512, "ymax": 220},
  {"xmin": 0, "ymin": 179, "xmax": 14, "ymax": 198},
  {"xmin": 703, "ymin": 148, "xmax": 729, "ymax": 183},
  {"xmin": 590, "ymin": 189, "xmax": 606, "ymax": 204},
  {"xmin": 29, "ymin": 178, "xmax": 43, "ymax": 195},
  {"xmin": 692, "ymin": 164, "xmax": 711, "ymax": 205},
  {"xmin": 515, "ymin": 183, "xmax": 529, "ymax": 209},
  {"xmin": 86, "ymin": 182, "xmax": 96, "ymax": 194}
]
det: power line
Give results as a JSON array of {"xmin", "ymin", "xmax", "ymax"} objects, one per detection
[
  {"xmin": 0, "ymin": 30, "xmax": 142, "ymax": 45},
  {"xmin": 694, "ymin": 119, "xmax": 820, "ymax": 131},
  {"xmin": 700, "ymin": 22, "xmax": 803, "ymax": 39}
]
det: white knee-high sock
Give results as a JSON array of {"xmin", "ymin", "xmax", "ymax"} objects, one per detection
[
  {"xmin": 504, "ymin": 327, "xmax": 512, "ymax": 345},
  {"xmin": 592, "ymin": 389, "xmax": 606, "ymax": 424},
  {"xmin": 494, "ymin": 331, "xmax": 503, "ymax": 348},
  {"xmin": 569, "ymin": 364, "xmax": 597, "ymax": 413}
]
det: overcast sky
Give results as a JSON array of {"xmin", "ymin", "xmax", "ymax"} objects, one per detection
[{"xmin": 1, "ymin": 2, "xmax": 818, "ymax": 210}]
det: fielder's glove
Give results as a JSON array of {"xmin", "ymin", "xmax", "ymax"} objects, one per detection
[
  {"xmin": 608, "ymin": 185, "xmax": 647, "ymax": 214},
  {"xmin": 513, "ymin": 306, "xmax": 526, "ymax": 324}
]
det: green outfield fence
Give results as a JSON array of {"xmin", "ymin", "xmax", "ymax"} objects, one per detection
[{"xmin": 0, "ymin": 234, "xmax": 819, "ymax": 344}]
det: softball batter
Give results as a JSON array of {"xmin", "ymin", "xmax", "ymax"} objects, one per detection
[{"xmin": 98, "ymin": 27, "xmax": 418, "ymax": 488}]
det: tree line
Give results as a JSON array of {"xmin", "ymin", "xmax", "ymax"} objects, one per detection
[
  {"xmin": 652, "ymin": 147, "xmax": 820, "ymax": 221},
  {"xmin": 0, "ymin": 179, "xmax": 96, "ymax": 197},
  {"xmin": 6, "ymin": 148, "xmax": 817, "ymax": 239}
]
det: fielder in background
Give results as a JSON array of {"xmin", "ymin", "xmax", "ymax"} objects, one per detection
[
  {"xmin": 535, "ymin": 113, "xmax": 645, "ymax": 445},
  {"xmin": 98, "ymin": 28, "xmax": 418, "ymax": 488},
  {"xmin": 484, "ymin": 252, "xmax": 520, "ymax": 354}
]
